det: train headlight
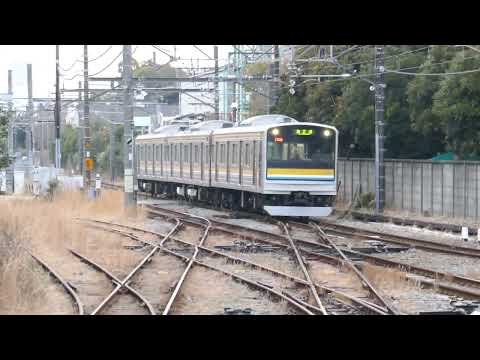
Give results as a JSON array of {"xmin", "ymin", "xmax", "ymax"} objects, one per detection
[
  {"xmin": 271, "ymin": 128, "xmax": 280, "ymax": 136},
  {"xmin": 323, "ymin": 129, "xmax": 332, "ymax": 137}
]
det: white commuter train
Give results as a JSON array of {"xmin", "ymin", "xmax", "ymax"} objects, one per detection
[{"xmin": 136, "ymin": 115, "xmax": 338, "ymax": 217}]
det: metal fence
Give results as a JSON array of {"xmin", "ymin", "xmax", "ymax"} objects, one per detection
[{"xmin": 337, "ymin": 158, "xmax": 480, "ymax": 220}]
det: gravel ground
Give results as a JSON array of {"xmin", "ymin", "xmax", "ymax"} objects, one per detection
[
  {"xmin": 169, "ymin": 266, "xmax": 293, "ymax": 315},
  {"xmin": 377, "ymin": 248, "xmax": 480, "ymax": 280},
  {"xmin": 329, "ymin": 216, "xmax": 480, "ymax": 249},
  {"xmin": 139, "ymin": 198, "xmax": 480, "ymax": 314}
]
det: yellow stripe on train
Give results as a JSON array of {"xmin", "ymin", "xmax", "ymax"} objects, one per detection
[{"xmin": 267, "ymin": 168, "xmax": 334, "ymax": 176}]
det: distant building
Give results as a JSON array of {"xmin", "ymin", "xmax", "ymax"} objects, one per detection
[
  {"xmin": 134, "ymin": 116, "xmax": 152, "ymax": 134},
  {"xmin": 179, "ymin": 81, "xmax": 214, "ymax": 117}
]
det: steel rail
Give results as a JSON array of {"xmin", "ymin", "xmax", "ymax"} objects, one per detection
[
  {"xmin": 102, "ymin": 182, "xmax": 122, "ymax": 190},
  {"xmin": 25, "ymin": 249, "xmax": 84, "ymax": 315},
  {"xmin": 162, "ymin": 213, "xmax": 211, "ymax": 315},
  {"xmin": 82, "ymin": 220, "xmax": 314, "ymax": 314},
  {"xmin": 142, "ymin": 207, "xmax": 480, "ymax": 301},
  {"xmin": 279, "ymin": 222, "xmax": 328, "ymax": 315},
  {"xmin": 146, "ymin": 205, "xmax": 480, "ymax": 259},
  {"xmin": 68, "ymin": 248, "xmax": 156, "ymax": 315},
  {"xmin": 197, "ymin": 214, "xmax": 480, "ymax": 295},
  {"xmin": 77, "ymin": 218, "xmax": 387, "ymax": 314},
  {"xmin": 310, "ymin": 223, "xmax": 399, "ymax": 315},
  {"xmin": 316, "ymin": 220, "xmax": 480, "ymax": 259},
  {"xmin": 90, "ymin": 220, "xmax": 181, "ymax": 315}
]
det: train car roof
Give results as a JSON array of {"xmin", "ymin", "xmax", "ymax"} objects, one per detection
[{"xmin": 136, "ymin": 120, "xmax": 337, "ymax": 141}]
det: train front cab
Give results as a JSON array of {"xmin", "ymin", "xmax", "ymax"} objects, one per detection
[{"xmin": 262, "ymin": 123, "xmax": 338, "ymax": 217}]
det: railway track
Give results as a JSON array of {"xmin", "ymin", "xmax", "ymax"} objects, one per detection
[
  {"xmin": 100, "ymin": 185, "xmax": 480, "ymax": 311},
  {"xmin": 79, "ymin": 219, "xmax": 317, "ymax": 315},
  {"xmin": 26, "ymin": 249, "xmax": 84, "ymax": 315},
  {"xmin": 141, "ymin": 205, "xmax": 397, "ymax": 314},
  {"xmin": 143, "ymin": 205, "xmax": 480, "ymax": 304},
  {"xmin": 316, "ymin": 220, "xmax": 480, "ymax": 259},
  {"xmin": 102, "ymin": 182, "xmax": 123, "ymax": 191},
  {"xmin": 78, "ymin": 217, "xmax": 388, "ymax": 315}
]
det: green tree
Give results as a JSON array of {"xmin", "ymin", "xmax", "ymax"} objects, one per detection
[
  {"xmin": 133, "ymin": 61, "xmax": 187, "ymax": 105},
  {"xmin": 433, "ymin": 54, "xmax": 480, "ymax": 158},
  {"xmin": 0, "ymin": 110, "xmax": 11, "ymax": 168},
  {"xmin": 61, "ymin": 125, "xmax": 79, "ymax": 171}
]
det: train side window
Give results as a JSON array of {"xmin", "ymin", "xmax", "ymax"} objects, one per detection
[
  {"xmin": 174, "ymin": 144, "xmax": 177, "ymax": 162},
  {"xmin": 184, "ymin": 144, "xmax": 189, "ymax": 163},
  {"xmin": 194, "ymin": 145, "xmax": 199, "ymax": 163},
  {"xmin": 156, "ymin": 145, "xmax": 160, "ymax": 162},
  {"xmin": 245, "ymin": 143, "xmax": 250, "ymax": 166},
  {"xmin": 220, "ymin": 143, "xmax": 225, "ymax": 163},
  {"xmin": 232, "ymin": 143, "xmax": 237, "ymax": 165}
]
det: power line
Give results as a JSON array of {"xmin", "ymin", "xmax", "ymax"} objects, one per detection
[
  {"xmin": 387, "ymin": 54, "xmax": 480, "ymax": 73},
  {"xmin": 88, "ymin": 49, "xmax": 124, "ymax": 77},
  {"xmin": 59, "ymin": 45, "xmax": 114, "ymax": 72},
  {"xmin": 192, "ymin": 45, "xmax": 213, "ymax": 60},
  {"xmin": 298, "ymin": 45, "xmax": 433, "ymax": 73},
  {"xmin": 151, "ymin": 45, "xmax": 174, "ymax": 59},
  {"xmin": 387, "ymin": 67, "xmax": 480, "ymax": 76}
]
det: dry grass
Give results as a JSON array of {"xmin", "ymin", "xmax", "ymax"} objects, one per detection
[
  {"xmin": 0, "ymin": 189, "xmax": 145, "ymax": 314},
  {"xmin": 362, "ymin": 263, "xmax": 422, "ymax": 292},
  {"xmin": 171, "ymin": 267, "xmax": 290, "ymax": 315},
  {"xmin": 309, "ymin": 262, "xmax": 369, "ymax": 297}
]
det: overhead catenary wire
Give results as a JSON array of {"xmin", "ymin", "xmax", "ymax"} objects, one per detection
[
  {"xmin": 151, "ymin": 45, "xmax": 174, "ymax": 59},
  {"xmin": 295, "ymin": 45, "xmax": 433, "ymax": 74},
  {"xmin": 192, "ymin": 45, "xmax": 213, "ymax": 60},
  {"xmin": 59, "ymin": 45, "xmax": 114, "ymax": 72},
  {"xmin": 387, "ymin": 67, "xmax": 480, "ymax": 76}
]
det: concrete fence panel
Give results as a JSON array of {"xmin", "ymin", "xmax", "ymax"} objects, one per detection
[{"xmin": 337, "ymin": 158, "xmax": 480, "ymax": 221}]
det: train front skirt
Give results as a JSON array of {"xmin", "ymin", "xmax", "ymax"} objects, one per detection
[{"xmin": 263, "ymin": 206, "xmax": 332, "ymax": 217}]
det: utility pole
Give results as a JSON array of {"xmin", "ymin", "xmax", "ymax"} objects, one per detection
[
  {"xmin": 6, "ymin": 70, "xmax": 14, "ymax": 194},
  {"xmin": 78, "ymin": 81, "xmax": 83, "ymax": 176},
  {"xmin": 27, "ymin": 64, "xmax": 33, "ymax": 166},
  {"xmin": 272, "ymin": 45, "xmax": 280, "ymax": 108},
  {"xmin": 123, "ymin": 45, "xmax": 136, "ymax": 208},
  {"xmin": 214, "ymin": 45, "xmax": 219, "ymax": 119},
  {"xmin": 55, "ymin": 46, "xmax": 61, "ymax": 169},
  {"xmin": 374, "ymin": 45, "xmax": 386, "ymax": 214},
  {"xmin": 110, "ymin": 121, "xmax": 115, "ymax": 183},
  {"xmin": 83, "ymin": 45, "xmax": 93, "ymax": 194}
]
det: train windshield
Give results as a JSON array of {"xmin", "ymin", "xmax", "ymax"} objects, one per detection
[{"xmin": 266, "ymin": 125, "xmax": 335, "ymax": 181}]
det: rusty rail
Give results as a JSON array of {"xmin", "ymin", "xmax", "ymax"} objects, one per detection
[
  {"xmin": 78, "ymin": 219, "xmax": 316, "ymax": 314},
  {"xmin": 279, "ymin": 222, "xmax": 328, "ymax": 315},
  {"xmin": 79, "ymin": 218, "xmax": 387, "ymax": 315},
  {"xmin": 26, "ymin": 249, "xmax": 84, "ymax": 315},
  {"xmin": 162, "ymin": 213, "xmax": 211, "ymax": 315},
  {"xmin": 316, "ymin": 220, "xmax": 480, "ymax": 259},
  {"xmin": 90, "ymin": 219, "xmax": 181, "ymax": 315},
  {"xmin": 68, "ymin": 248, "xmax": 156, "ymax": 315},
  {"xmin": 310, "ymin": 223, "xmax": 399, "ymax": 315}
]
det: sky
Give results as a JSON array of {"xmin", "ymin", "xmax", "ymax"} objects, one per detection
[{"xmin": 0, "ymin": 45, "xmax": 233, "ymax": 109}]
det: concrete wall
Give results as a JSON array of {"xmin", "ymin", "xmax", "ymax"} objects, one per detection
[
  {"xmin": 338, "ymin": 158, "xmax": 480, "ymax": 220},
  {"xmin": 13, "ymin": 171, "xmax": 25, "ymax": 194}
]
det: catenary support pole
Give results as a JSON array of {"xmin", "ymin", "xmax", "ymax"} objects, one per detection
[
  {"xmin": 55, "ymin": 47, "xmax": 61, "ymax": 169},
  {"xmin": 83, "ymin": 45, "xmax": 92, "ymax": 192},
  {"xmin": 78, "ymin": 81, "xmax": 83, "ymax": 176},
  {"xmin": 123, "ymin": 45, "xmax": 136, "ymax": 209},
  {"xmin": 214, "ymin": 45, "xmax": 219, "ymax": 120},
  {"xmin": 374, "ymin": 45, "xmax": 385, "ymax": 214},
  {"xmin": 6, "ymin": 70, "xmax": 14, "ymax": 193},
  {"xmin": 27, "ymin": 64, "xmax": 33, "ymax": 166}
]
